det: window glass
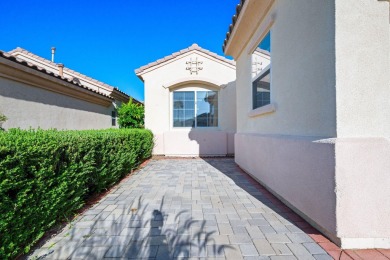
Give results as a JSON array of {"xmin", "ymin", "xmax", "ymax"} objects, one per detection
[
  {"xmin": 253, "ymin": 70, "xmax": 271, "ymax": 109},
  {"xmin": 173, "ymin": 90, "xmax": 218, "ymax": 128},
  {"xmin": 252, "ymin": 31, "xmax": 271, "ymax": 109},
  {"xmin": 173, "ymin": 91, "xmax": 194, "ymax": 127},
  {"xmin": 196, "ymin": 91, "xmax": 218, "ymax": 127},
  {"xmin": 111, "ymin": 111, "xmax": 116, "ymax": 126}
]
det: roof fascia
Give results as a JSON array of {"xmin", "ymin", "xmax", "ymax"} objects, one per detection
[
  {"xmin": 224, "ymin": 0, "xmax": 275, "ymax": 58},
  {"xmin": 136, "ymin": 50, "xmax": 235, "ymax": 77},
  {"xmin": 0, "ymin": 57, "xmax": 113, "ymax": 107}
]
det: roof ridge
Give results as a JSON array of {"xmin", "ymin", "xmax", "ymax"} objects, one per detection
[
  {"xmin": 135, "ymin": 43, "xmax": 235, "ymax": 75},
  {"xmin": 0, "ymin": 50, "xmax": 113, "ymax": 100},
  {"xmin": 7, "ymin": 47, "xmax": 128, "ymax": 95}
]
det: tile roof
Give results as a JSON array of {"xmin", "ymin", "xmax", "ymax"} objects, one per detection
[
  {"xmin": 0, "ymin": 50, "xmax": 113, "ymax": 100},
  {"xmin": 8, "ymin": 47, "xmax": 129, "ymax": 98},
  {"xmin": 135, "ymin": 43, "xmax": 235, "ymax": 75},
  {"xmin": 254, "ymin": 48, "xmax": 270, "ymax": 56},
  {"xmin": 222, "ymin": 0, "xmax": 246, "ymax": 53}
]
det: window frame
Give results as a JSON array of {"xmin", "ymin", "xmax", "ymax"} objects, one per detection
[
  {"xmin": 170, "ymin": 87, "xmax": 219, "ymax": 129},
  {"xmin": 249, "ymin": 29, "xmax": 275, "ymax": 117},
  {"xmin": 252, "ymin": 64, "xmax": 271, "ymax": 110}
]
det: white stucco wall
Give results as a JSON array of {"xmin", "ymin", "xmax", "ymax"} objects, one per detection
[
  {"xmin": 335, "ymin": 0, "xmax": 390, "ymax": 138},
  {"xmin": 235, "ymin": 0, "xmax": 336, "ymax": 137},
  {"xmin": 0, "ymin": 77, "xmax": 116, "ymax": 130},
  {"xmin": 231, "ymin": 0, "xmax": 390, "ymax": 248},
  {"xmin": 333, "ymin": 0, "xmax": 390, "ymax": 248},
  {"xmin": 140, "ymin": 49, "xmax": 236, "ymax": 156}
]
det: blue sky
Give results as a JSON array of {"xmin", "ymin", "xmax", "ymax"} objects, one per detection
[{"xmin": 0, "ymin": 0, "xmax": 238, "ymax": 101}]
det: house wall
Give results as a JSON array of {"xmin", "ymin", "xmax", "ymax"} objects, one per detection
[
  {"xmin": 0, "ymin": 77, "xmax": 116, "ymax": 130},
  {"xmin": 235, "ymin": 0, "xmax": 336, "ymax": 136},
  {"xmin": 335, "ymin": 0, "xmax": 390, "ymax": 139},
  {"xmin": 333, "ymin": 0, "xmax": 390, "ymax": 248},
  {"xmin": 233, "ymin": 0, "xmax": 390, "ymax": 248},
  {"xmin": 234, "ymin": 0, "xmax": 338, "ymax": 240},
  {"xmin": 142, "ymin": 50, "xmax": 236, "ymax": 156}
]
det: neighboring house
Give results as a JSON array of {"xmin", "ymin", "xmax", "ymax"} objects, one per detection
[
  {"xmin": 0, "ymin": 48, "xmax": 136, "ymax": 130},
  {"xmin": 223, "ymin": 0, "xmax": 389, "ymax": 249},
  {"xmin": 136, "ymin": 43, "xmax": 243, "ymax": 156}
]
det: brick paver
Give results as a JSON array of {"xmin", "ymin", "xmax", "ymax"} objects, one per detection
[{"xmin": 29, "ymin": 159, "xmax": 388, "ymax": 259}]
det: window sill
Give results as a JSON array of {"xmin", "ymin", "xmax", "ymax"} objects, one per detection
[
  {"xmin": 248, "ymin": 103, "xmax": 276, "ymax": 118},
  {"xmin": 170, "ymin": 127, "xmax": 221, "ymax": 131}
]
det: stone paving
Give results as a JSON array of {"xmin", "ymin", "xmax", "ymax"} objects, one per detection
[{"xmin": 31, "ymin": 158, "xmax": 334, "ymax": 259}]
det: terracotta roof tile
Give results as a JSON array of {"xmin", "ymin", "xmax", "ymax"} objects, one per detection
[
  {"xmin": 135, "ymin": 43, "xmax": 235, "ymax": 75},
  {"xmin": 222, "ymin": 0, "xmax": 246, "ymax": 53},
  {"xmin": 8, "ymin": 47, "xmax": 129, "ymax": 98},
  {"xmin": 0, "ymin": 50, "xmax": 113, "ymax": 100}
]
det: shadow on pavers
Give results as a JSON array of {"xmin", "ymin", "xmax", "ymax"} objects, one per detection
[{"xmin": 31, "ymin": 195, "xmax": 232, "ymax": 259}]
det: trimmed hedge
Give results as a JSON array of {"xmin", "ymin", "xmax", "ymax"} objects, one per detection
[{"xmin": 0, "ymin": 128, "xmax": 153, "ymax": 259}]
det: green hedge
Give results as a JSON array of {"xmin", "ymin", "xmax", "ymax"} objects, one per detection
[{"xmin": 0, "ymin": 128, "xmax": 153, "ymax": 259}]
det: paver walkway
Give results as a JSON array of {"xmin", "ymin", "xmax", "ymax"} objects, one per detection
[{"xmin": 30, "ymin": 159, "xmax": 388, "ymax": 260}]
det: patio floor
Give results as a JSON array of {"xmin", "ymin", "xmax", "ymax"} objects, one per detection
[{"xmin": 30, "ymin": 158, "xmax": 390, "ymax": 260}]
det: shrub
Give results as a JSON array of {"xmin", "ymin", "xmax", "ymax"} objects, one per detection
[
  {"xmin": 0, "ymin": 112, "xmax": 7, "ymax": 131},
  {"xmin": 0, "ymin": 128, "xmax": 153, "ymax": 259},
  {"xmin": 117, "ymin": 98, "xmax": 144, "ymax": 128}
]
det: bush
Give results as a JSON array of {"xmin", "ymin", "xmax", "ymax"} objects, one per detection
[
  {"xmin": 0, "ymin": 112, "xmax": 7, "ymax": 131},
  {"xmin": 118, "ymin": 99, "xmax": 144, "ymax": 128},
  {"xmin": 0, "ymin": 128, "xmax": 153, "ymax": 259}
]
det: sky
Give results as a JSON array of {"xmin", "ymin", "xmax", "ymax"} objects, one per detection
[{"xmin": 0, "ymin": 0, "xmax": 238, "ymax": 102}]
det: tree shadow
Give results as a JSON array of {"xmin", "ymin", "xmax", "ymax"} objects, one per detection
[{"xmin": 31, "ymin": 195, "xmax": 232, "ymax": 259}]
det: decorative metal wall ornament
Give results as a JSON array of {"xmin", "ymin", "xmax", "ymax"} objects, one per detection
[
  {"xmin": 186, "ymin": 57, "xmax": 203, "ymax": 75},
  {"xmin": 252, "ymin": 57, "xmax": 263, "ymax": 75}
]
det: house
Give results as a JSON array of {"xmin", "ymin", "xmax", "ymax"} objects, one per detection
[
  {"xmin": 136, "ymin": 44, "xmax": 246, "ymax": 156},
  {"xmin": 0, "ymin": 48, "xmax": 137, "ymax": 130},
  {"xmin": 223, "ymin": 0, "xmax": 389, "ymax": 249}
]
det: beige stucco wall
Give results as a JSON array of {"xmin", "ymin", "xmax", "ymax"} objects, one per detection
[
  {"xmin": 140, "ymin": 49, "xmax": 236, "ymax": 156},
  {"xmin": 0, "ymin": 77, "xmax": 116, "ymax": 130}
]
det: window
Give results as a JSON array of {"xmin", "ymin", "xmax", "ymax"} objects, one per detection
[
  {"xmin": 111, "ymin": 111, "xmax": 116, "ymax": 126},
  {"xmin": 252, "ymin": 31, "xmax": 271, "ymax": 109},
  {"xmin": 253, "ymin": 69, "xmax": 270, "ymax": 109},
  {"xmin": 173, "ymin": 90, "xmax": 218, "ymax": 128}
]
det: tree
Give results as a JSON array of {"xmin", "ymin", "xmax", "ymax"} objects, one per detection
[{"xmin": 117, "ymin": 99, "xmax": 144, "ymax": 128}]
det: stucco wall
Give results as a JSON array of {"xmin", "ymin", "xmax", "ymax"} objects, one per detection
[
  {"xmin": 335, "ymin": 138, "xmax": 390, "ymax": 248},
  {"xmin": 235, "ymin": 133, "xmax": 338, "ymax": 241},
  {"xmin": 0, "ymin": 77, "xmax": 116, "ymax": 130},
  {"xmin": 335, "ymin": 0, "xmax": 390, "ymax": 138},
  {"xmin": 235, "ymin": 0, "xmax": 336, "ymax": 137},
  {"xmin": 141, "ymin": 49, "xmax": 236, "ymax": 156},
  {"xmin": 232, "ymin": 0, "xmax": 390, "ymax": 248}
]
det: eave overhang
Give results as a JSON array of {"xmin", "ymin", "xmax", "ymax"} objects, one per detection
[
  {"xmin": 0, "ymin": 56, "xmax": 113, "ymax": 107},
  {"xmin": 223, "ymin": 0, "xmax": 275, "ymax": 59}
]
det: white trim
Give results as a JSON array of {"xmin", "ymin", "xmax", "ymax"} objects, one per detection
[
  {"xmin": 163, "ymin": 76, "xmax": 223, "ymax": 90},
  {"xmin": 340, "ymin": 237, "xmax": 390, "ymax": 249},
  {"xmin": 248, "ymin": 103, "xmax": 276, "ymax": 118},
  {"xmin": 138, "ymin": 50, "xmax": 236, "ymax": 76}
]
